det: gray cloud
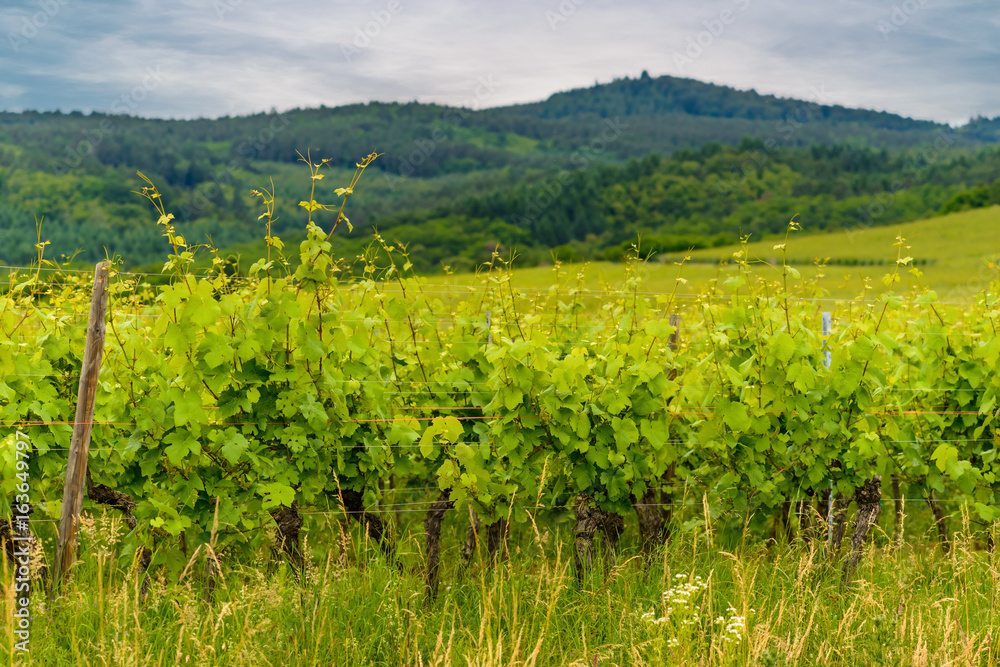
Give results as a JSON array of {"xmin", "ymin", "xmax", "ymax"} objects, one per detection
[{"xmin": 0, "ymin": 0, "xmax": 997, "ymax": 123}]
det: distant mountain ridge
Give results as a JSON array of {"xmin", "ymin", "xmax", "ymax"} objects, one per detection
[
  {"xmin": 0, "ymin": 72, "xmax": 997, "ymax": 269},
  {"xmin": 512, "ymin": 72, "xmax": 942, "ymax": 128},
  {"xmin": 2, "ymin": 72, "xmax": 990, "ymax": 180}
]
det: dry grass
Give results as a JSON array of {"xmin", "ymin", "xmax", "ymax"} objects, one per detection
[{"xmin": 4, "ymin": 507, "xmax": 1000, "ymax": 666}]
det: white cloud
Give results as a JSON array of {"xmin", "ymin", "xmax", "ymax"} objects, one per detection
[{"xmin": 0, "ymin": 0, "xmax": 997, "ymax": 122}]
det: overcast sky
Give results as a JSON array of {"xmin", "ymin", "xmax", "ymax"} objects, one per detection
[{"xmin": 2, "ymin": 0, "xmax": 998, "ymax": 125}]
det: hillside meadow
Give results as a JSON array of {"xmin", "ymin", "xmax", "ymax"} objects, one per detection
[{"xmin": 454, "ymin": 205, "xmax": 1000, "ymax": 303}]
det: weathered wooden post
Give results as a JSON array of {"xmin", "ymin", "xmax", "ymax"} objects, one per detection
[{"xmin": 52, "ymin": 261, "xmax": 109, "ymax": 596}]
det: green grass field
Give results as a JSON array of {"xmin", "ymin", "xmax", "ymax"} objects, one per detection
[
  {"xmin": 213, "ymin": 205, "xmax": 999, "ymax": 306},
  {"xmin": 6, "ymin": 508, "xmax": 998, "ymax": 666},
  {"xmin": 488, "ymin": 206, "xmax": 1000, "ymax": 302}
]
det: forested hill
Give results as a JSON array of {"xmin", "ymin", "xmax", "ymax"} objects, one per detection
[
  {"xmin": 0, "ymin": 72, "xmax": 980, "ymax": 178},
  {"xmin": 0, "ymin": 72, "xmax": 998, "ymax": 268},
  {"xmin": 347, "ymin": 141, "xmax": 1000, "ymax": 273},
  {"xmin": 484, "ymin": 72, "xmax": 957, "ymax": 150}
]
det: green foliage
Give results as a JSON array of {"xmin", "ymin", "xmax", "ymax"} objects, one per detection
[
  {"xmin": 4, "ymin": 164, "xmax": 1000, "ymax": 583},
  {"xmin": 2, "ymin": 74, "xmax": 1000, "ymax": 271},
  {"xmin": 938, "ymin": 176, "xmax": 1000, "ymax": 214},
  {"xmin": 347, "ymin": 143, "xmax": 1000, "ymax": 273}
]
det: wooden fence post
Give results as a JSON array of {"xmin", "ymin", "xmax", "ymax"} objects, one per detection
[{"xmin": 52, "ymin": 261, "xmax": 110, "ymax": 596}]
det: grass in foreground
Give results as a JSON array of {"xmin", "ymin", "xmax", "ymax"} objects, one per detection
[{"xmin": 4, "ymin": 512, "xmax": 999, "ymax": 666}]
